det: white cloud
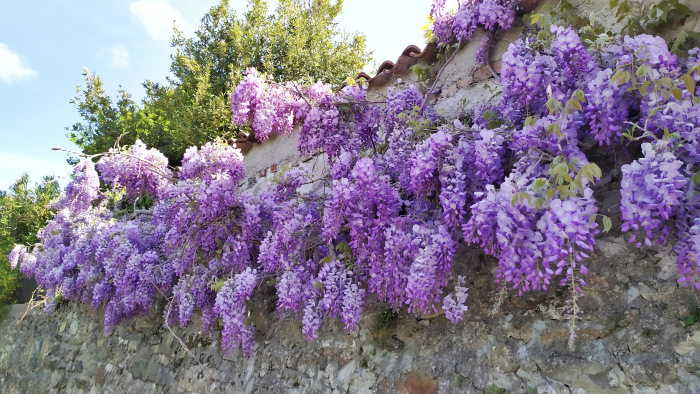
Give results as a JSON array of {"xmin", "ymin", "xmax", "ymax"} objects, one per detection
[
  {"xmin": 129, "ymin": 0, "xmax": 193, "ymax": 41},
  {"xmin": 98, "ymin": 45, "xmax": 131, "ymax": 68},
  {"xmin": 0, "ymin": 43, "xmax": 37, "ymax": 84}
]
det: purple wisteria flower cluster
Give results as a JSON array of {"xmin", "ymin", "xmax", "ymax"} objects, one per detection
[
  {"xmin": 214, "ymin": 268, "xmax": 258, "ymax": 355},
  {"xmin": 430, "ymin": 0, "xmax": 520, "ymax": 49},
  {"xmin": 443, "ymin": 275, "xmax": 468, "ymax": 323},
  {"xmin": 230, "ymin": 68, "xmax": 304, "ymax": 142},
  {"xmin": 231, "ymin": 71, "xmax": 379, "ymax": 158},
  {"xmin": 620, "ymin": 142, "xmax": 688, "ymax": 247},
  {"xmin": 11, "ymin": 2, "xmax": 700, "ymax": 357},
  {"xmin": 97, "ymin": 140, "xmax": 172, "ymax": 201},
  {"xmin": 500, "ymin": 25, "xmax": 594, "ymax": 125}
]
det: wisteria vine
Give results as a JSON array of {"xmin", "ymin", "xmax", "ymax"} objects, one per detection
[{"xmin": 12, "ymin": 0, "xmax": 700, "ymax": 355}]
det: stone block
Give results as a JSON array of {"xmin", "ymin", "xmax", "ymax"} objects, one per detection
[{"xmin": 394, "ymin": 371, "xmax": 438, "ymax": 394}]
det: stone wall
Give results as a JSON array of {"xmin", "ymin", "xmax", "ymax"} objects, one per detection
[{"xmin": 1, "ymin": 236, "xmax": 700, "ymax": 393}]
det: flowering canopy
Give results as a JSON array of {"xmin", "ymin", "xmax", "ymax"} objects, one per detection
[{"xmin": 12, "ymin": 0, "xmax": 700, "ymax": 355}]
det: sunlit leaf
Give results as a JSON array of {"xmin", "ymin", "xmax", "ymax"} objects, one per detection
[
  {"xmin": 602, "ymin": 216, "xmax": 612, "ymax": 233},
  {"xmin": 672, "ymin": 87, "xmax": 683, "ymax": 101},
  {"xmin": 681, "ymin": 74, "xmax": 696, "ymax": 96},
  {"xmin": 568, "ymin": 98, "xmax": 583, "ymax": 111}
]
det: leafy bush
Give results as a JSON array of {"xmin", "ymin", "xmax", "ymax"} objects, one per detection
[{"xmin": 0, "ymin": 175, "xmax": 59, "ymax": 306}]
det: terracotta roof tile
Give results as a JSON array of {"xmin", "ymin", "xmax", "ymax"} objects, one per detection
[
  {"xmin": 393, "ymin": 45, "xmax": 421, "ymax": 77},
  {"xmin": 368, "ymin": 68, "xmax": 394, "ymax": 88},
  {"xmin": 376, "ymin": 60, "xmax": 396, "ymax": 74},
  {"xmin": 355, "ymin": 42, "xmax": 441, "ymax": 88},
  {"xmin": 411, "ymin": 42, "xmax": 436, "ymax": 61},
  {"xmin": 402, "ymin": 45, "xmax": 422, "ymax": 56},
  {"xmin": 355, "ymin": 72, "xmax": 372, "ymax": 81}
]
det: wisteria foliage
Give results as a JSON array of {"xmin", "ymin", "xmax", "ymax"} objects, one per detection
[{"xmin": 12, "ymin": 0, "xmax": 700, "ymax": 356}]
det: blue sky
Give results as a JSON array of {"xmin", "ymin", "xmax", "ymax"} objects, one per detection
[{"xmin": 0, "ymin": 0, "xmax": 432, "ymax": 191}]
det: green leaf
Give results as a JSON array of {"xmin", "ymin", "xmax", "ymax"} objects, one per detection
[
  {"xmin": 661, "ymin": 77, "xmax": 675, "ymax": 89},
  {"xmin": 530, "ymin": 13, "xmax": 541, "ymax": 25},
  {"xmin": 612, "ymin": 69, "xmax": 629, "ymax": 83},
  {"xmin": 482, "ymin": 110, "xmax": 497, "ymax": 121},
  {"xmin": 553, "ymin": 163, "xmax": 570, "ymax": 179},
  {"xmin": 546, "ymin": 96, "xmax": 560, "ymax": 115},
  {"xmin": 671, "ymin": 31, "xmax": 689, "ymax": 55},
  {"xmin": 639, "ymin": 80, "xmax": 651, "ymax": 96},
  {"xmin": 581, "ymin": 163, "xmax": 603, "ymax": 182},
  {"xmin": 510, "ymin": 194, "xmax": 518, "ymax": 206},
  {"xmin": 661, "ymin": 89, "xmax": 672, "ymax": 100},
  {"xmin": 671, "ymin": 0, "xmax": 691, "ymax": 16},
  {"xmin": 557, "ymin": 185, "xmax": 570, "ymax": 199},
  {"xmin": 210, "ymin": 278, "xmax": 226, "ymax": 292},
  {"xmin": 691, "ymin": 172, "xmax": 700, "ymax": 185},
  {"xmin": 602, "ymin": 215, "xmax": 612, "ymax": 233},
  {"xmin": 636, "ymin": 63, "xmax": 652, "ymax": 78},
  {"xmin": 616, "ymin": 0, "xmax": 629, "ymax": 17},
  {"xmin": 573, "ymin": 89, "xmax": 586, "ymax": 102},
  {"xmin": 337, "ymin": 241, "xmax": 352, "ymax": 257},
  {"xmin": 533, "ymin": 197, "xmax": 545, "ymax": 211},
  {"xmin": 532, "ymin": 178, "xmax": 548, "ymax": 190},
  {"xmin": 569, "ymin": 181, "xmax": 580, "ymax": 194},
  {"xmin": 672, "ymin": 87, "xmax": 683, "ymax": 101},
  {"xmin": 547, "ymin": 123, "xmax": 561, "ymax": 137},
  {"xmin": 681, "ymin": 74, "xmax": 696, "ymax": 97},
  {"xmin": 510, "ymin": 192, "xmax": 532, "ymax": 206},
  {"xmin": 568, "ymin": 98, "xmax": 583, "ymax": 111}
]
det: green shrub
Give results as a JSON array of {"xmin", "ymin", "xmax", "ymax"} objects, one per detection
[{"xmin": 0, "ymin": 174, "xmax": 59, "ymax": 306}]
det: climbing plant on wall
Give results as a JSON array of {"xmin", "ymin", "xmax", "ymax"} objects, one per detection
[{"xmin": 11, "ymin": 0, "xmax": 699, "ymax": 356}]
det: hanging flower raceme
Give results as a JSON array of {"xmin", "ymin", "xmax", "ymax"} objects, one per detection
[{"xmin": 97, "ymin": 140, "xmax": 172, "ymax": 201}]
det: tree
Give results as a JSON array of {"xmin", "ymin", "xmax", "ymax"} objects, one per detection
[
  {"xmin": 65, "ymin": 70, "xmax": 143, "ymax": 164},
  {"xmin": 67, "ymin": 0, "xmax": 370, "ymax": 165},
  {"xmin": 0, "ymin": 175, "xmax": 60, "ymax": 306}
]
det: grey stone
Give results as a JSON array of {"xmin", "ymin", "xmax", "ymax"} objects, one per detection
[
  {"xmin": 336, "ymin": 359, "xmax": 356, "ymax": 390},
  {"xmin": 627, "ymin": 286, "xmax": 640, "ymax": 304},
  {"xmin": 674, "ymin": 330, "xmax": 700, "ymax": 355},
  {"xmin": 657, "ymin": 255, "xmax": 679, "ymax": 281},
  {"xmin": 349, "ymin": 369, "xmax": 376, "ymax": 393},
  {"xmin": 676, "ymin": 367, "xmax": 700, "ymax": 393}
]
